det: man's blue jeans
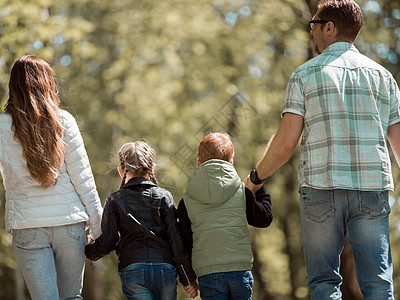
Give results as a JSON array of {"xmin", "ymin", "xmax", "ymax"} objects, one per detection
[
  {"xmin": 198, "ymin": 270, "xmax": 253, "ymax": 300},
  {"xmin": 118, "ymin": 263, "xmax": 177, "ymax": 300},
  {"xmin": 300, "ymin": 188, "xmax": 394, "ymax": 299}
]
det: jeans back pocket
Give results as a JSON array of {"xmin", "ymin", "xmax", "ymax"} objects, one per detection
[
  {"xmin": 301, "ymin": 188, "xmax": 335, "ymax": 223},
  {"xmin": 12, "ymin": 228, "xmax": 37, "ymax": 247},
  {"xmin": 358, "ymin": 191, "xmax": 390, "ymax": 218}
]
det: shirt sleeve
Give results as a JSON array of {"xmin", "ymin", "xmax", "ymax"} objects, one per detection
[
  {"xmin": 282, "ymin": 70, "xmax": 306, "ymax": 118},
  {"xmin": 85, "ymin": 196, "xmax": 119, "ymax": 261},
  {"xmin": 389, "ymin": 76, "xmax": 400, "ymax": 126},
  {"xmin": 176, "ymin": 199, "xmax": 193, "ymax": 255},
  {"xmin": 163, "ymin": 193, "xmax": 196, "ymax": 285},
  {"xmin": 245, "ymin": 185, "xmax": 273, "ymax": 228}
]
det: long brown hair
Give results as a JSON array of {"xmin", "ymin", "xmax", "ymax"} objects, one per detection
[
  {"xmin": 5, "ymin": 55, "xmax": 64, "ymax": 187},
  {"xmin": 118, "ymin": 141, "xmax": 157, "ymax": 188}
]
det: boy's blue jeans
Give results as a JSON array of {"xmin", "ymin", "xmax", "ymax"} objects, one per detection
[
  {"xmin": 12, "ymin": 223, "xmax": 86, "ymax": 300},
  {"xmin": 118, "ymin": 263, "xmax": 177, "ymax": 300},
  {"xmin": 300, "ymin": 188, "xmax": 394, "ymax": 300},
  {"xmin": 198, "ymin": 270, "xmax": 253, "ymax": 300}
]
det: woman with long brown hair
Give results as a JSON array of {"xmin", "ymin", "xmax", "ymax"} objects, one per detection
[{"xmin": 0, "ymin": 55, "xmax": 103, "ymax": 299}]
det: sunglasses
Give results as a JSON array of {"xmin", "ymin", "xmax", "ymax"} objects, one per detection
[{"xmin": 308, "ymin": 20, "xmax": 330, "ymax": 30}]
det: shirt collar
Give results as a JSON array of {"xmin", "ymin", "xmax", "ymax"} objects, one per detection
[{"xmin": 323, "ymin": 42, "xmax": 359, "ymax": 54}]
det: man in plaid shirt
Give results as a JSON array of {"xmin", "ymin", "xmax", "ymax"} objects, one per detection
[{"xmin": 246, "ymin": 0, "xmax": 400, "ymax": 299}]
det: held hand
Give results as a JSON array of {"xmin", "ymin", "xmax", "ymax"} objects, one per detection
[
  {"xmin": 86, "ymin": 235, "xmax": 94, "ymax": 245},
  {"xmin": 184, "ymin": 281, "xmax": 198, "ymax": 299},
  {"xmin": 191, "ymin": 281, "xmax": 199, "ymax": 298},
  {"xmin": 245, "ymin": 175, "xmax": 263, "ymax": 197}
]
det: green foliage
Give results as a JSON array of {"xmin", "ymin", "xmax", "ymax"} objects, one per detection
[{"xmin": 0, "ymin": 0, "xmax": 399, "ymax": 299}]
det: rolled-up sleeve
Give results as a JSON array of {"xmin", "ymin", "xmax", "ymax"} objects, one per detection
[
  {"xmin": 389, "ymin": 76, "xmax": 400, "ymax": 126},
  {"xmin": 282, "ymin": 70, "xmax": 306, "ymax": 118}
]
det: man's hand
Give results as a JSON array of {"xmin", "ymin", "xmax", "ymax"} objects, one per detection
[{"xmin": 245, "ymin": 175, "xmax": 263, "ymax": 197}]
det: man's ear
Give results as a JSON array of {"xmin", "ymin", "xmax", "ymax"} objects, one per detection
[
  {"xmin": 117, "ymin": 166, "xmax": 124, "ymax": 178},
  {"xmin": 325, "ymin": 21, "xmax": 336, "ymax": 36},
  {"xmin": 197, "ymin": 157, "xmax": 201, "ymax": 167}
]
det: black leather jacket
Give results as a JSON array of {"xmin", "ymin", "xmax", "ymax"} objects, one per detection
[{"xmin": 85, "ymin": 177, "xmax": 196, "ymax": 285}]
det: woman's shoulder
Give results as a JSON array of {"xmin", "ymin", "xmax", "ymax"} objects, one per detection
[
  {"xmin": 59, "ymin": 109, "xmax": 82, "ymax": 138},
  {"xmin": 59, "ymin": 109, "xmax": 76, "ymax": 124},
  {"xmin": 0, "ymin": 112, "xmax": 11, "ymax": 123},
  {"xmin": 0, "ymin": 113, "xmax": 12, "ymax": 135}
]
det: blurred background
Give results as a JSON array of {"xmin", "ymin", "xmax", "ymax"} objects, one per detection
[{"xmin": 0, "ymin": 0, "xmax": 399, "ymax": 299}]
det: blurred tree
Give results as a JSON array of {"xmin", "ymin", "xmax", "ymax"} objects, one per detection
[{"xmin": 0, "ymin": 0, "xmax": 399, "ymax": 299}]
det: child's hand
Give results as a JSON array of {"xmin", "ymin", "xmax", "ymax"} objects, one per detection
[
  {"xmin": 184, "ymin": 281, "xmax": 198, "ymax": 299},
  {"xmin": 87, "ymin": 235, "xmax": 94, "ymax": 245}
]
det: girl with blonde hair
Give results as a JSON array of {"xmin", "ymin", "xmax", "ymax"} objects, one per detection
[{"xmin": 0, "ymin": 55, "xmax": 102, "ymax": 299}]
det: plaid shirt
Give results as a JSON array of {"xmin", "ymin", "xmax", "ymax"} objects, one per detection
[{"xmin": 283, "ymin": 42, "xmax": 400, "ymax": 191}]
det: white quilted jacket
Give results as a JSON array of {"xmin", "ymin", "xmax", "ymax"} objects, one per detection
[{"xmin": 0, "ymin": 109, "xmax": 103, "ymax": 239}]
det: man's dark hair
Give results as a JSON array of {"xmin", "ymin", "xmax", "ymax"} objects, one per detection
[{"xmin": 317, "ymin": 0, "xmax": 363, "ymax": 42}]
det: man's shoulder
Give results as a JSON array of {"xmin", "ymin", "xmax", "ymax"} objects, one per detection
[
  {"xmin": 353, "ymin": 52, "xmax": 391, "ymax": 74},
  {"xmin": 294, "ymin": 49, "xmax": 390, "ymax": 78},
  {"xmin": 292, "ymin": 55, "xmax": 324, "ymax": 77},
  {"xmin": 295, "ymin": 46, "xmax": 344, "ymax": 72}
]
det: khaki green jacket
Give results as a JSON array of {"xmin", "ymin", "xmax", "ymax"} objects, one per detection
[{"xmin": 183, "ymin": 159, "xmax": 253, "ymax": 277}]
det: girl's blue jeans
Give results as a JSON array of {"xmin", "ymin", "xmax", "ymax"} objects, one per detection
[
  {"xmin": 118, "ymin": 263, "xmax": 177, "ymax": 300},
  {"xmin": 198, "ymin": 270, "xmax": 253, "ymax": 300},
  {"xmin": 300, "ymin": 188, "xmax": 394, "ymax": 300},
  {"xmin": 12, "ymin": 222, "xmax": 86, "ymax": 300}
]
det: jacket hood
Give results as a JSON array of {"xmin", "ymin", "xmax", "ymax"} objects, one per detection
[{"xmin": 185, "ymin": 159, "xmax": 242, "ymax": 205}]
